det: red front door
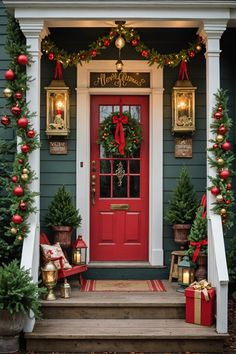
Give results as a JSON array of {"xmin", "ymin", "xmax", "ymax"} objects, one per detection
[{"xmin": 90, "ymin": 95, "xmax": 149, "ymax": 261}]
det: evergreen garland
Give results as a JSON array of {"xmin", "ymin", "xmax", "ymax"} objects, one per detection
[
  {"xmin": 165, "ymin": 166, "xmax": 198, "ymax": 225},
  {"xmin": 207, "ymin": 89, "xmax": 235, "ymax": 229},
  {"xmin": 97, "ymin": 111, "xmax": 142, "ymax": 156},
  {"xmin": 0, "ymin": 12, "xmax": 40, "ymax": 244}
]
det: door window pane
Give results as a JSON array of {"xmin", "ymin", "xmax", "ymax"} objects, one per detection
[
  {"xmin": 113, "ymin": 176, "xmax": 127, "ymax": 198},
  {"xmin": 131, "ymin": 106, "xmax": 141, "ymax": 121},
  {"xmin": 100, "ymin": 176, "xmax": 111, "ymax": 197},
  {"xmin": 100, "ymin": 160, "xmax": 111, "ymax": 173},
  {"xmin": 100, "ymin": 106, "xmax": 112, "ymax": 122},
  {"xmin": 130, "ymin": 176, "xmax": 140, "ymax": 197},
  {"xmin": 130, "ymin": 160, "xmax": 140, "ymax": 173}
]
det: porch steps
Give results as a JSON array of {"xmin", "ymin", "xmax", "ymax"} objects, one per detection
[{"xmin": 25, "ymin": 281, "xmax": 227, "ymax": 353}]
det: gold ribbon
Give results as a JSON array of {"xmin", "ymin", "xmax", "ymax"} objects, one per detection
[{"xmin": 189, "ymin": 279, "xmax": 212, "ymax": 325}]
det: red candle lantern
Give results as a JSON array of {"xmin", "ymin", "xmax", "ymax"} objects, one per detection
[{"xmin": 72, "ymin": 235, "xmax": 87, "ymax": 265}]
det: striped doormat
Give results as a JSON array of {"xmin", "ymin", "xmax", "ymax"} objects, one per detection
[{"xmin": 80, "ymin": 279, "xmax": 166, "ymax": 292}]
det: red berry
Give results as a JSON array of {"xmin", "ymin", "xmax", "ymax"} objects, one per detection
[
  {"xmin": 5, "ymin": 69, "xmax": 15, "ymax": 80},
  {"xmin": 188, "ymin": 51, "xmax": 195, "ymax": 58},
  {"xmin": 131, "ymin": 39, "xmax": 138, "ymax": 47},
  {"xmin": 91, "ymin": 49, "xmax": 97, "ymax": 57},
  {"xmin": 141, "ymin": 50, "xmax": 149, "ymax": 58},
  {"xmin": 103, "ymin": 39, "xmax": 110, "ymax": 47},
  {"xmin": 17, "ymin": 54, "xmax": 28, "ymax": 66}
]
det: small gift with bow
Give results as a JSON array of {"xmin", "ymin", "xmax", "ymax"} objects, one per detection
[{"xmin": 185, "ymin": 280, "xmax": 216, "ymax": 326}]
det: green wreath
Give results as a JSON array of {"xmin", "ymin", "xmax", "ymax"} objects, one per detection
[{"xmin": 97, "ymin": 111, "xmax": 143, "ymax": 156}]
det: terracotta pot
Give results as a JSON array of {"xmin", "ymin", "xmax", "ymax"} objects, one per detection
[
  {"xmin": 52, "ymin": 226, "xmax": 73, "ymax": 249},
  {"xmin": 172, "ymin": 224, "xmax": 191, "ymax": 250},
  {"xmin": 195, "ymin": 253, "xmax": 207, "ymax": 281},
  {"xmin": 0, "ymin": 310, "xmax": 25, "ymax": 353}
]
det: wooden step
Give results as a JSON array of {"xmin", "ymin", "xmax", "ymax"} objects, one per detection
[{"xmin": 25, "ymin": 318, "xmax": 227, "ymax": 353}]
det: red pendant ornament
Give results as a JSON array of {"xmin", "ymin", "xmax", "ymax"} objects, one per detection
[
  {"xmin": 219, "ymin": 169, "xmax": 230, "ymax": 180},
  {"xmin": 225, "ymin": 200, "xmax": 231, "ymax": 205},
  {"xmin": 15, "ymin": 92, "xmax": 23, "ymax": 100},
  {"xmin": 91, "ymin": 49, "xmax": 97, "ymax": 57},
  {"xmin": 131, "ymin": 38, "xmax": 139, "ymax": 47},
  {"xmin": 19, "ymin": 201, "xmax": 27, "ymax": 211},
  {"xmin": 17, "ymin": 54, "xmax": 28, "ymax": 66},
  {"xmin": 218, "ymin": 105, "xmax": 223, "ymax": 112},
  {"xmin": 1, "ymin": 115, "xmax": 10, "ymax": 126},
  {"xmin": 13, "ymin": 185, "xmax": 24, "ymax": 196},
  {"xmin": 12, "ymin": 214, "xmax": 23, "ymax": 224},
  {"xmin": 11, "ymin": 176, "xmax": 18, "ymax": 183},
  {"xmin": 79, "ymin": 53, "xmax": 85, "ymax": 60},
  {"xmin": 48, "ymin": 52, "xmax": 55, "ymax": 60},
  {"xmin": 11, "ymin": 105, "xmax": 21, "ymax": 116},
  {"xmin": 218, "ymin": 125, "xmax": 227, "ymax": 135},
  {"xmin": 141, "ymin": 50, "xmax": 149, "ymax": 58},
  {"xmin": 221, "ymin": 141, "xmax": 231, "ymax": 151},
  {"xmin": 17, "ymin": 117, "xmax": 29, "ymax": 128},
  {"xmin": 188, "ymin": 51, "xmax": 195, "ymax": 58},
  {"xmin": 21, "ymin": 144, "xmax": 30, "ymax": 154},
  {"xmin": 18, "ymin": 159, "xmax": 24, "ymax": 165},
  {"xmin": 214, "ymin": 111, "xmax": 222, "ymax": 119},
  {"xmin": 212, "ymin": 143, "xmax": 218, "ymax": 149},
  {"xmin": 5, "ymin": 69, "xmax": 15, "ymax": 80},
  {"xmin": 226, "ymin": 183, "xmax": 232, "ymax": 190},
  {"xmin": 27, "ymin": 129, "xmax": 36, "ymax": 138},
  {"xmin": 103, "ymin": 39, "xmax": 110, "ymax": 47},
  {"xmin": 211, "ymin": 186, "xmax": 220, "ymax": 196}
]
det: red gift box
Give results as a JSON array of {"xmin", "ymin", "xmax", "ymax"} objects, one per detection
[{"xmin": 185, "ymin": 285, "xmax": 216, "ymax": 326}]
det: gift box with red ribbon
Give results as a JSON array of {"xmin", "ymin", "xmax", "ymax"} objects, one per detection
[{"xmin": 185, "ymin": 280, "xmax": 216, "ymax": 326}]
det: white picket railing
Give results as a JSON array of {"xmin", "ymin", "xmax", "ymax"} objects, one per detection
[
  {"xmin": 20, "ymin": 216, "xmax": 39, "ymax": 332},
  {"xmin": 208, "ymin": 213, "xmax": 229, "ymax": 334}
]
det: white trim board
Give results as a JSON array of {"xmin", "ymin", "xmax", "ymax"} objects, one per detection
[{"xmin": 76, "ymin": 60, "xmax": 163, "ymax": 266}]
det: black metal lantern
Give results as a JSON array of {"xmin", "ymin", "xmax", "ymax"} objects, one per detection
[
  {"xmin": 177, "ymin": 255, "xmax": 196, "ymax": 293},
  {"xmin": 72, "ymin": 235, "xmax": 88, "ymax": 265}
]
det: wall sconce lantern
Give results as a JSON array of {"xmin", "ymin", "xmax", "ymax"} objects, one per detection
[
  {"xmin": 177, "ymin": 255, "xmax": 196, "ymax": 293},
  {"xmin": 172, "ymin": 79, "xmax": 197, "ymax": 134},
  {"xmin": 72, "ymin": 235, "xmax": 88, "ymax": 266},
  {"xmin": 45, "ymin": 78, "xmax": 70, "ymax": 137},
  {"xmin": 41, "ymin": 256, "xmax": 58, "ymax": 300}
]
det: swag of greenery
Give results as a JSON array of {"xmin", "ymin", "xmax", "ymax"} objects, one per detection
[
  {"xmin": 41, "ymin": 24, "xmax": 204, "ymax": 68},
  {"xmin": 97, "ymin": 111, "xmax": 142, "ymax": 156},
  {"xmin": 0, "ymin": 12, "xmax": 40, "ymax": 249}
]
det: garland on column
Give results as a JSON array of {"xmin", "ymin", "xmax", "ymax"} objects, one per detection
[
  {"xmin": 41, "ymin": 24, "xmax": 204, "ymax": 68},
  {"xmin": 208, "ymin": 89, "xmax": 235, "ymax": 229},
  {"xmin": 0, "ymin": 13, "xmax": 40, "ymax": 244}
]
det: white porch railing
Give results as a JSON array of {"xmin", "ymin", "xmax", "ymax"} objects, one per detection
[
  {"xmin": 208, "ymin": 213, "xmax": 229, "ymax": 334},
  {"xmin": 20, "ymin": 216, "xmax": 39, "ymax": 332}
]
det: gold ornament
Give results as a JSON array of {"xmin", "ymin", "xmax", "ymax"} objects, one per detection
[
  {"xmin": 196, "ymin": 45, "xmax": 202, "ymax": 51},
  {"xmin": 220, "ymin": 208, "xmax": 227, "ymax": 216},
  {"xmin": 10, "ymin": 227, "xmax": 17, "ymax": 235},
  {"xmin": 216, "ymin": 134, "xmax": 224, "ymax": 143},
  {"xmin": 216, "ymin": 194, "xmax": 224, "ymax": 203},
  {"xmin": 22, "ymin": 168, "xmax": 29, "ymax": 174},
  {"xmin": 18, "ymin": 235, "xmax": 23, "ymax": 241},
  {"xmin": 3, "ymin": 87, "xmax": 13, "ymax": 98},
  {"xmin": 217, "ymin": 158, "xmax": 224, "ymax": 166},
  {"xmin": 115, "ymin": 36, "xmax": 126, "ymax": 49},
  {"xmin": 21, "ymin": 173, "xmax": 29, "ymax": 181}
]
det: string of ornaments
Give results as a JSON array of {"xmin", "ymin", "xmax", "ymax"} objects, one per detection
[
  {"xmin": 41, "ymin": 23, "xmax": 204, "ymax": 68},
  {"xmin": 208, "ymin": 89, "xmax": 235, "ymax": 229},
  {"xmin": 1, "ymin": 13, "xmax": 40, "ymax": 243}
]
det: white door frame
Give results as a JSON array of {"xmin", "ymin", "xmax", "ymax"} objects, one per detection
[{"xmin": 76, "ymin": 60, "xmax": 164, "ymax": 266}]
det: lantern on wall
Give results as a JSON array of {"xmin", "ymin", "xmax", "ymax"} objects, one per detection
[
  {"xmin": 177, "ymin": 255, "xmax": 196, "ymax": 293},
  {"xmin": 72, "ymin": 235, "xmax": 88, "ymax": 265},
  {"xmin": 41, "ymin": 256, "xmax": 58, "ymax": 300},
  {"xmin": 45, "ymin": 78, "xmax": 70, "ymax": 137}
]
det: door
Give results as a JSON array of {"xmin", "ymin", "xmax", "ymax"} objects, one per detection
[{"xmin": 90, "ymin": 95, "xmax": 149, "ymax": 261}]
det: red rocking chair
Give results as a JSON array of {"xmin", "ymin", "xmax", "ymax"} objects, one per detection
[{"xmin": 40, "ymin": 233, "xmax": 87, "ymax": 286}]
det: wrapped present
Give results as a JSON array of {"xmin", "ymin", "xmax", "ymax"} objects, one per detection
[{"xmin": 185, "ymin": 279, "xmax": 216, "ymax": 326}]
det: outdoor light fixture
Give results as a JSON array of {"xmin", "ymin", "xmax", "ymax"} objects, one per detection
[
  {"xmin": 172, "ymin": 79, "xmax": 197, "ymax": 134},
  {"xmin": 41, "ymin": 256, "xmax": 58, "ymax": 300},
  {"xmin": 72, "ymin": 235, "xmax": 88, "ymax": 266},
  {"xmin": 177, "ymin": 255, "xmax": 196, "ymax": 293},
  {"xmin": 45, "ymin": 78, "xmax": 70, "ymax": 137},
  {"xmin": 115, "ymin": 22, "xmax": 126, "ymax": 73}
]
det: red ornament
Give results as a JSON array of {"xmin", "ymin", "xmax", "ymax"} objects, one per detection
[
  {"xmin": 211, "ymin": 186, "xmax": 220, "ymax": 196},
  {"xmin": 48, "ymin": 52, "xmax": 55, "ymax": 60},
  {"xmin": 212, "ymin": 143, "xmax": 218, "ymax": 149},
  {"xmin": 218, "ymin": 105, "xmax": 223, "ymax": 112},
  {"xmin": 12, "ymin": 214, "xmax": 23, "ymax": 224},
  {"xmin": 214, "ymin": 111, "xmax": 222, "ymax": 119},
  {"xmin": 1, "ymin": 115, "xmax": 10, "ymax": 126},
  {"xmin": 91, "ymin": 49, "xmax": 97, "ymax": 57},
  {"xmin": 18, "ymin": 159, "xmax": 24, "ymax": 164},
  {"xmin": 17, "ymin": 54, "xmax": 28, "ymax": 66},
  {"xmin": 131, "ymin": 38, "xmax": 139, "ymax": 47},
  {"xmin": 227, "ymin": 183, "xmax": 232, "ymax": 190},
  {"xmin": 218, "ymin": 125, "xmax": 227, "ymax": 135},
  {"xmin": 21, "ymin": 145, "xmax": 30, "ymax": 154},
  {"xmin": 19, "ymin": 201, "xmax": 27, "ymax": 211},
  {"xmin": 17, "ymin": 117, "xmax": 28, "ymax": 128},
  {"xmin": 225, "ymin": 200, "xmax": 231, "ymax": 205},
  {"xmin": 11, "ymin": 105, "xmax": 21, "ymax": 116},
  {"xmin": 5, "ymin": 69, "xmax": 15, "ymax": 80},
  {"xmin": 27, "ymin": 129, "xmax": 36, "ymax": 138},
  {"xmin": 219, "ymin": 169, "xmax": 230, "ymax": 180},
  {"xmin": 188, "ymin": 51, "xmax": 195, "ymax": 58},
  {"xmin": 221, "ymin": 141, "xmax": 231, "ymax": 151},
  {"xmin": 15, "ymin": 92, "xmax": 23, "ymax": 100},
  {"xmin": 141, "ymin": 50, "xmax": 149, "ymax": 58},
  {"xmin": 11, "ymin": 176, "xmax": 18, "ymax": 183},
  {"xmin": 103, "ymin": 39, "xmax": 110, "ymax": 47},
  {"xmin": 13, "ymin": 185, "xmax": 24, "ymax": 196},
  {"xmin": 79, "ymin": 54, "xmax": 85, "ymax": 60}
]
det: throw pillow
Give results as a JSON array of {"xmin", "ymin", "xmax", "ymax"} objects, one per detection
[{"xmin": 40, "ymin": 242, "xmax": 72, "ymax": 270}]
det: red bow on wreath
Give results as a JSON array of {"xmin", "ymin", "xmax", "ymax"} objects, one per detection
[{"xmin": 112, "ymin": 114, "xmax": 128, "ymax": 155}]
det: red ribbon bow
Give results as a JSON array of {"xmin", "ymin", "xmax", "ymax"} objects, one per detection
[
  {"xmin": 54, "ymin": 61, "xmax": 63, "ymax": 80},
  {"xmin": 190, "ymin": 239, "xmax": 208, "ymax": 262},
  {"xmin": 178, "ymin": 60, "xmax": 189, "ymax": 81},
  {"xmin": 112, "ymin": 114, "xmax": 128, "ymax": 155}
]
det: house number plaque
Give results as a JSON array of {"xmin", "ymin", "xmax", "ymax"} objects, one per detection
[
  {"xmin": 175, "ymin": 137, "xmax": 192, "ymax": 158},
  {"xmin": 49, "ymin": 141, "xmax": 68, "ymax": 155}
]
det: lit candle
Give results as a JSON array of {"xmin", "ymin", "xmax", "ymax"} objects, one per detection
[
  {"xmin": 56, "ymin": 100, "xmax": 64, "ymax": 115},
  {"xmin": 47, "ymin": 273, "xmax": 55, "ymax": 283},
  {"xmin": 74, "ymin": 251, "xmax": 81, "ymax": 264},
  {"xmin": 182, "ymin": 270, "xmax": 190, "ymax": 284}
]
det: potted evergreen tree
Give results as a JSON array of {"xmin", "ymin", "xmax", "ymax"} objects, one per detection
[
  {"xmin": 165, "ymin": 167, "xmax": 198, "ymax": 249},
  {"xmin": 0, "ymin": 260, "xmax": 45, "ymax": 353},
  {"xmin": 186, "ymin": 204, "xmax": 208, "ymax": 281},
  {"xmin": 45, "ymin": 185, "xmax": 82, "ymax": 249}
]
